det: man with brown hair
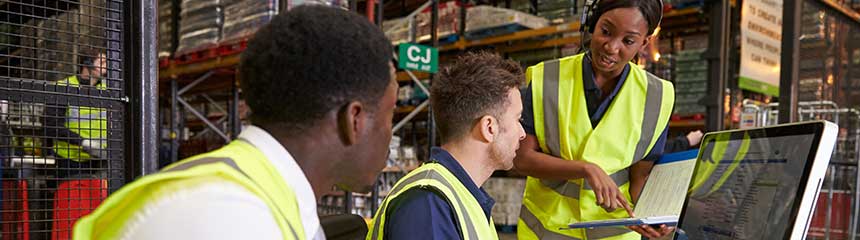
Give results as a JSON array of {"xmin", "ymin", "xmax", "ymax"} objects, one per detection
[{"xmin": 367, "ymin": 52, "xmax": 526, "ymax": 240}]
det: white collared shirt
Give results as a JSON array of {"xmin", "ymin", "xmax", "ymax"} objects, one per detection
[{"xmin": 120, "ymin": 125, "xmax": 325, "ymax": 240}]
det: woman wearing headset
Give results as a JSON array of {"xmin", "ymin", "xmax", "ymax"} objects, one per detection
[{"xmin": 514, "ymin": 0, "xmax": 676, "ymax": 239}]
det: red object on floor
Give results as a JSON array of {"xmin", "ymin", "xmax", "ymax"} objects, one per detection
[
  {"xmin": 807, "ymin": 190, "xmax": 851, "ymax": 239},
  {"xmin": 51, "ymin": 179, "xmax": 107, "ymax": 240},
  {"xmin": 1, "ymin": 180, "xmax": 30, "ymax": 240}
]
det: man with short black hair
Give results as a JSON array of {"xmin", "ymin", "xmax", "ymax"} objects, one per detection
[
  {"xmin": 367, "ymin": 52, "xmax": 526, "ymax": 240},
  {"xmin": 75, "ymin": 5, "xmax": 398, "ymax": 240}
]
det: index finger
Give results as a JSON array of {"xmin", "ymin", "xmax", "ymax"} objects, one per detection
[{"xmin": 617, "ymin": 194, "xmax": 633, "ymax": 217}]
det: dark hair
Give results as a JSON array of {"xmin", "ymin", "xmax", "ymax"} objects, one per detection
[
  {"xmin": 587, "ymin": 0, "xmax": 663, "ymax": 35},
  {"xmin": 240, "ymin": 5, "xmax": 393, "ymax": 134},
  {"xmin": 431, "ymin": 52, "xmax": 524, "ymax": 142},
  {"xmin": 78, "ymin": 47, "xmax": 101, "ymax": 72}
]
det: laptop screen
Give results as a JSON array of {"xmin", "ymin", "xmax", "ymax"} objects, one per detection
[{"xmin": 677, "ymin": 122, "xmax": 829, "ymax": 239}]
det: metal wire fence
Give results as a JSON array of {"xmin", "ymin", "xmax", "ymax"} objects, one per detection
[{"xmin": 0, "ymin": 0, "xmax": 125, "ymax": 239}]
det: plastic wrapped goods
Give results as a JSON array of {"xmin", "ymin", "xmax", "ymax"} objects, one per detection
[
  {"xmin": 466, "ymin": 6, "xmax": 548, "ymax": 32},
  {"xmin": 176, "ymin": 0, "xmax": 223, "ymax": 54},
  {"xmin": 158, "ymin": 0, "xmax": 177, "ymax": 57},
  {"xmin": 221, "ymin": 0, "xmax": 278, "ymax": 43}
]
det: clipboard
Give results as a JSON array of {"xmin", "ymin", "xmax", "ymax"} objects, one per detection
[{"xmin": 565, "ymin": 150, "xmax": 698, "ymax": 230}]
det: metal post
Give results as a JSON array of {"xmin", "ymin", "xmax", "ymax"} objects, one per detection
[
  {"xmin": 179, "ymin": 102, "xmax": 187, "ymax": 145},
  {"xmin": 827, "ymin": 165, "xmax": 836, "ymax": 239},
  {"xmin": 705, "ymin": 0, "xmax": 730, "ymax": 132},
  {"xmin": 376, "ymin": 0, "xmax": 385, "ymax": 26},
  {"xmin": 431, "ymin": 0, "xmax": 439, "ymax": 49},
  {"xmin": 529, "ymin": 0, "xmax": 537, "ymax": 14},
  {"xmin": 123, "ymin": 0, "xmax": 159, "ymax": 180},
  {"xmin": 459, "ymin": 0, "xmax": 466, "ymax": 38},
  {"xmin": 170, "ymin": 79, "xmax": 179, "ymax": 163},
  {"xmin": 427, "ymin": 0, "xmax": 439, "ymax": 154},
  {"xmin": 779, "ymin": 0, "xmax": 801, "ymax": 124},
  {"xmin": 849, "ymin": 126, "xmax": 860, "ymax": 240},
  {"xmin": 231, "ymin": 79, "xmax": 241, "ymax": 138},
  {"xmin": 344, "ymin": 191, "xmax": 353, "ymax": 214}
]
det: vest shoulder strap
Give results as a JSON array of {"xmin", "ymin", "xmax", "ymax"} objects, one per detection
[{"xmin": 163, "ymin": 157, "xmax": 248, "ymax": 177}]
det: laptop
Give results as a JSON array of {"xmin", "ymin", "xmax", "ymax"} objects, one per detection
[{"xmin": 676, "ymin": 120, "xmax": 838, "ymax": 240}]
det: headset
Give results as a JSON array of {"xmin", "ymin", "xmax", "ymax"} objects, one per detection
[
  {"xmin": 81, "ymin": 58, "xmax": 95, "ymax": 69},
  {"xmin": 579, "ymin": 0, "xmax": 598, "ymax": 34}
]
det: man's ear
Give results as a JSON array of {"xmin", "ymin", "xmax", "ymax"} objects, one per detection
[
  {"xmin": 338, "ymin": 101, "xmax": 365, "ymax": 146},
  {"xmin": 477, "ymin": 115, "xmax": 498, "ymax": 143}
]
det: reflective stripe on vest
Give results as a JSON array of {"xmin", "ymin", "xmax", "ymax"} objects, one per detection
[
  {"xmin": 73, "ymin": 140, "xmax": 306, "ymax": 240},
  {"xmin": 67, "ymin": 108, "xmax": 108, "ymax": 123},
  {"xmin": 161, "ymin": 156, "xmax": 301, "ymax": 239},
  {"xmin": 367, "ymin": 163, "xmax": 498, "ymax": 240},
  {"xmin": 689, "ymin": 133, "xmax": 751, "ymax": 196},
  {"xmin": 519, "ymin": 203, "xmax": 636, "ymax": 240},
  {"xmin": 519, "ymin": 205, "xmax": 582, "ymax": 240},
  {"xmin": 520, "ymin": 53, "xmax": 674, "ymax": 240},
  {"xmin": 536, "ymin": 59, "xmax": 666, "ymax": 200}
]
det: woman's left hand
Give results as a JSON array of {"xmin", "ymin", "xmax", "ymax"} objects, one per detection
[{"xmin": 628, "ymin": 224, "xmax": 675, "ymax": 239}]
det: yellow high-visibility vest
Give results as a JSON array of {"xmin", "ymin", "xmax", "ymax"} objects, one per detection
[
  {"xmin": 53, "ymin": 75, "xmax": 107, "ymax": 161},
  {"xmin": 518, "ymin": 53, "xmax": 675, "ymax": 240},
  {"xmin": 74, "ymin": 140, "xmax": 306, "ymax": 240},
  {"xmin": 367, "ymin": 162, "xmax": 499, "ymax": 240}
]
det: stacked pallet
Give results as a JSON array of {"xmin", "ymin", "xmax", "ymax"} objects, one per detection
[
  {"xmin": 383, "ymin": 1, "xmax": 463, "ymax": 45},
  {"xmin": 159, "ymin": 0, "xmax": 177, "ymax": 58},
  {"xmin": 176, "ymin": 0, "xmax": 223, "ymax": 54},
  {"xmin": 465, "ymin": 6, "xmax": 548, "ymax": 40},
  {"xmin": 798, "ymin": 6, "xmax": 832, "ymax": 102},
  {"xmin": 221, "ymin": 0, "xmax": 278, "ymax": 43},
  {"xmin": 287, "ymin": 0, "xmax": 349, "ymax": 10},
  {"xmin": 536, "ymin": 0, "xmax": 581, "ymax": 24},
  {"xmin": 673, "ymin": 46, "xmax": 707, "ymax": 115}
]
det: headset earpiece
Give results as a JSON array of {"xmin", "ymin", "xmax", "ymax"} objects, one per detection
[{"xmin": 579, "ymin": 0, "xmax": 598, "ymax": 34}]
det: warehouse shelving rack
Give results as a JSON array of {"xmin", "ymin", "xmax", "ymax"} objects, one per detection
[{"xmin": 153, "ymin": 0, "xmax": 743, "ymax": 219}]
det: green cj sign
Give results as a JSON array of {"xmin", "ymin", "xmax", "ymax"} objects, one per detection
[{"xmin": 398, "ymin": 43, "xmax": 438, "ymax": 73}]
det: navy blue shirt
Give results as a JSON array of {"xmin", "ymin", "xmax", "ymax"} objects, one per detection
[
  {"xmin": 521, "ymin": 54, "xmax": 668, "ymax": 161},
  {"xmin": 383, "ymin": 148, "xmax": 495, "ymax": 240}
]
